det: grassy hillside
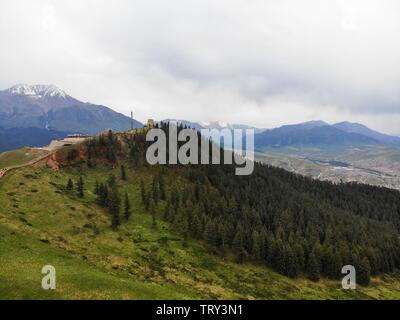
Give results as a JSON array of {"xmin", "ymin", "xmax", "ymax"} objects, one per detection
[
  {"xmin": 2, "ymin": 161, "xmax": 400, "ymax": 299},
  {"xmin": 0, "ymin": 148, "xmax": 48, "ymax": 169}
]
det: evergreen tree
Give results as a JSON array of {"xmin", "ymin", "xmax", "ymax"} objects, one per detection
[
  {"xmin": 173, "ymin": 208, "xmax": 189, "ymax": 241},
  {"xmin": 97, "ymin": 183, "xmax": 109, "ymax": 207},
  {"xmin": 251, "ymin": 230, "xmax": 262, "ymax": 260},
  {"xmin": 108, "ymin": 174, "xmax": 116, "ymax": 188},
  {"xmin": 158, "ymin": 173, "xmax": 166, "ymax": 200},
  {"xmin": 273, "ymin": 242, "xmax": 286, "ymax": 274},
  {"xmin": 109, "ymin": 187, "xmax": 121, "ymax": 230},
  {"xmin": 357, "ymin": 257, "xmax": 371, "ymax": 286},
  {"xmin": 66, "ymin": 178, "xmax": 73, "ymax": 190},
  {"xmin": 204, "ymin": 220, "xmax": 217, "ymax": 249},
  {"xmin": 121, "ymin": 165, "xmax": 127, "ymax": 181},
  {"xmin": 124, "ymin": 192, "xmax": 131, "ymax": 220},
  {"xmin": 94, "ymin": 180, "xmax": 100, "ymax": 195},
  {"xmin": 77, "ymin": 176, "xmax": 84, "ymax": 198},
  {"xmin": 145, "ymin": 191, "xmax": 151, "ymax": 210},
  {"xmin": 233, "ymin": 226, "xmax": 247, "ymax": 263},
  {"xmin": 189, "ymin": 207, "xmax": 203, "ymax": 239},
  {"xmin": 140, "ymin": 178, "xmax": 146, "ymax": 205},
  {"xmin": 307, "ymin": 252, "xmax": 321, "ymax": 281},
  {"xmin": 286, "ymin": 247, "xmax": 300, "ymax": 278},
  {"xmin": 293, "ymin": 244, "xmax": 305, "ymax": 271},
  {"xmin": 163, "ymin": 202, "xmax": 172, "ymax": 221},
  {"xmin": 107, "ymin": 129, "xmax": 114, "ymax": 144},
  {"xmin": 170, "ymin": 184, "xmax": 180, "ymax": 212},
  {"xmin": 150, "ymin": 199, "xmax": 157, "ymax": 228},
  {"xmin": 152, "ymin": 175, "xmax": 159, "ymax": 204}
]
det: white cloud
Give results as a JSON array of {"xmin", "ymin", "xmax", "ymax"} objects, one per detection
[{"xmin": 0, "ymin": 0, "xmax": 399, "ymax": 133}]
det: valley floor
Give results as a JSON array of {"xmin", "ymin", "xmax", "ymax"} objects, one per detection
[
  {"xmin": 254, "ymin": 146, "xmax": 400, "ymax": 190},
  {"xmin": 1, "ymin": 163, "xmax": 400, "ymax": 299}
]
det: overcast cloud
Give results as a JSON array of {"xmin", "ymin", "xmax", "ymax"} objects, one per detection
[{"xmin": 0, "ymin": 0, "xmax": 399, "ymax": 133}]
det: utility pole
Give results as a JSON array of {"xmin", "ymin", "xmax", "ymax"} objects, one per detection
[{"xmin": 131, "ymin": 110, "xmax": 134, "ymax": 130}]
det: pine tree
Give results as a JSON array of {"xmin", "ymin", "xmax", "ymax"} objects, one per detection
[
  {"xmin": 189, "ymin": 208, "xmax": 203, "ymax": 239},
  {"xmin": 357, "ymin": 257, "xmax": 371, "ymax": 286},
  {"xmin": 293, "ymin": 244, "xmax": 305, "ymax": 271},
  {"xmin": 66, "ymin": 178, "xmax": 74, "ymax": 190},
  {"xmin": 163, "ymin": 202, "xmax": 171, "ymax": 221},
  {"xmin": 152, "ymin": 175, "xmax": 159, "ymax": 204},
  {"xmin": 109, "ymin": 187, "xmax": 121, "ymax": 230},
  {"xmin": 204, "ymin": 220, "xmax": 217, "ymax": 249},
  {"xmin": 251, "ymin": 230, "xmax": 262, "ymax": 260},
  {"xmin": 328, "ymin": 250, "xmax": 342, "ymax": 279},
  {"xmin": 170, "ymin": 184, "xmax": 180, "ymax": 211},
  {"xmin": 274, "ymin": 241, "xmax": 286, "ymax": 274},
  {"xmin": 108, "ymin": 174, "xmax": 116, "ymax": 188},
  {"xmin": 140, "ymin": 178, "xmax": 146, "ymax": 205},
  {"xmin": 233, "ymin": 226, "xmax": 247, "ymax": 263},
  {"xmin": 124, "ymin": 192, "xmax": 131, "ymax": 220},
  {"xmin": 173, "ymin": 208, "xmax": 189, "ymax": 240},
  {"xmin": 121, "ymin": 165, "xmax": 127, "ymax": 181},
  {"xmin": 307, "ymin": 252, "xmax": 321, "ymax": 281},
  {"xmin": 158, "ymin": 173, "xmax": 166, "ymax": 200},
  {"xmin": 97, "ymin": 183, "xmax": 109, "ymax": 207},
  {"xmin": 150, "ymin": 199, "xmax": 157, "ymax": 228},
  {"xmin": 145, "ymin": 191, "xmax": 151, "ymax": 210},
  {"xmin": 107, "ymin": 129, "xmax": 114, "ymax": 144},
  {"xmin": 286, "ymin": 247, "xmax": 300, "ymax": 278},
  {"xmin": 94, "ymin": 180, "xmax": 100, "ymax": 195},
  {"xmin": 217, "ymin": 223, "xmax": 229, "ymax": 252},
  {"xmin": 77, "ymin": 176, "xmax": 84, "ymax": 198}
]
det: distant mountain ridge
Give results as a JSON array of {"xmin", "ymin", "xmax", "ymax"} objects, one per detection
[
  {"xmin": 285, "ymin": 120, "xmax": 330, "ymax": 130},
  {"xmin": 333, "ymin": 121, "xmax": 400, "ymax": 146},
  {"xmin": 160, "ymin": 118, "xmax": 400, "ymax": 149},
  {"xmin": 0, "ymin": 84, "xmax": 143, "ymax": 135},
  {"xmin": 254, "ymin": 121, "xmax": 379, "ymax": 149},
  {"xmin": 160, "ymin": 119, "xmax": 265, "ymax": 133},
  {"xmin": 2, "ymin": 83, "xmax": 399, "ymax": 153},
  {"xmin": 0, "ymin": 84, "xmax": 143, "ymax": 152}
]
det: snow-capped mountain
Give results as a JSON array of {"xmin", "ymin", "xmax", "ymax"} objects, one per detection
[
  {"xmin": 0, "ymin": 84, "xmax": 143, "ymax": 137},
  {"xmin": 6, "ymin": 84, "xmax": 68, "ymax": 98}
]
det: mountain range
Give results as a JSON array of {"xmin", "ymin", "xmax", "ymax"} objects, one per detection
[
  {"xmin": 0, "ymin": 84, "xmax": 143, "ymax": 151},
  {"xmin": 161, "ymin": 119, "xmax": 265, "ymax": 133},
  {"xmin": 1, "ymin": 84, "xmax": 400, "ymax": 153},
  {"xmin": 160, "ymin": 119, "xmax": 400, "ymax": 149},
  {"xmin": 333, "ymin": 121, "xmax": 400, "ymax": 146},
  {"xmin": 254, "ymin": 120, "xmax": 400, "ymax": 149}
]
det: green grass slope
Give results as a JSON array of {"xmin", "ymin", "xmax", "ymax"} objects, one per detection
[
  {"xmin": 2, "ymin": 161, "xmax": 400, "ymax": 300},
  {"xmin": 0, "ymin": 148, "xmax": 48, "ymax": 169}
]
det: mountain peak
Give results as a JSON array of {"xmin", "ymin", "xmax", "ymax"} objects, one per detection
[
  {"xmin": 6, "ymin": 84, "xmax": 68, "ymax": 99},
  {"xmin": 299, "ymin": 120, "xmax": 330, "ymax": 127},
  {"xmin": 279, "ymin": 120, "xmax": 330, "ymax": 130},
  {"xmin": 334, "ymin": 121, "xmax": 371, "ymax": 132}
]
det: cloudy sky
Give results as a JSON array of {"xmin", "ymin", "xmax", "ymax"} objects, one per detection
[{"xmin": 1, "ymin": 0, "xmax": 399, "ymax": 134}]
